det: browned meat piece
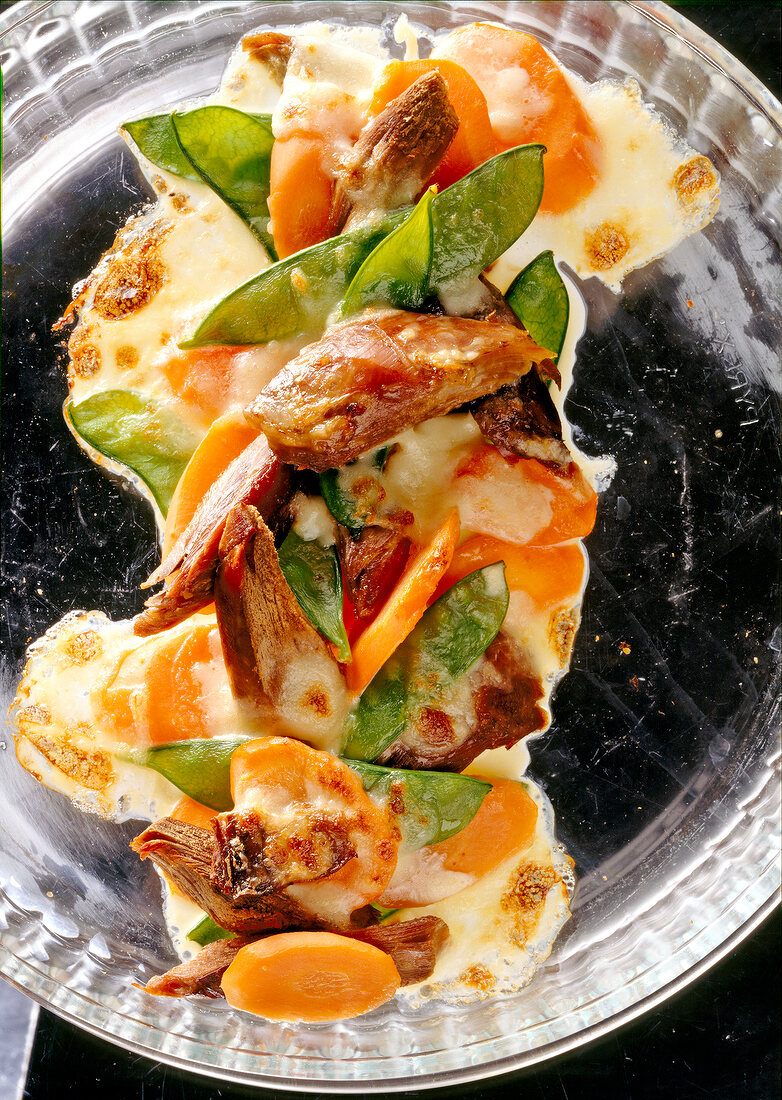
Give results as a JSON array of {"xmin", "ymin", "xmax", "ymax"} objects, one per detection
[
  {"xmin": 134, "ymin": 435, "xmax": 292, "ymax": 637},
  {"xmin": 336, "ymin": 524, "xmax": 411, "ymax": 620},
  {"xmin": 329, "ymin": 71, "xmax": 459, "ymax": 235},
  {"xmin": 379, "ymin": 633, "xmax": 546, "ymax": 772},
  {"xmin": 131, "ymin": 817, "xmax": 312, "ymax": 934},
  {"xmin": 245, "ymin": 310, "xmax": 552, "ymax": 471},
  {"xmin": 144, "ymin": 937, "xmax": 249, "ymax": 998},
  {"xmin": 472, "ymin": 370, "xmax": 571, "ymax": 468},
  {"xmin": 212, "ymin": 808, "xmax": 356, "ymax": 903},
  {"xmin": 214, "ymin": 504, "xmax": 349, "ymax": 738},
  {"xmin": 241, "ymin": 30, "xmax": 293, "ymax": 84},
  {"xmin": 346, "ymin": 916, "xmax": 449, "ymax": 986}
]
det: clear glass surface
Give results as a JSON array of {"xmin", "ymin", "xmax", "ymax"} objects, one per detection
[{"xmin": 1, "ymin": 0, "xmax": 780, "ymax": 1089}]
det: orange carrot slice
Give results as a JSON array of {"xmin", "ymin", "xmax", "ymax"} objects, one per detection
[
  {"xmin": 99, "ymin": 623, "xmax": 225, "ymax": 746},
  {"xmin": 429, "ymin": 778, "xmax": 538, "ymax": 880},
  {"xmin": 368, "ymin": 58, "xmax": 498, "ymax": 190},
  {"xmin": 522, "ymin": 459, "xmax": 598, "ymax": 545},
  {"xmin": 163, "ymin": 411, "xmax": 260, "ymax": 556},
  {"xmin": 221, "ymin": 931, "xmax": 401, "ymax": 1021},
  {"xmin": 433, "ymin": 23, "xmax": 601, "ymax": 213},
  {"xmin": 169, "ymin": 794, "xmax": 218, "ymax": 831},
  {"xmin": 268, "ymin": 134, "xmax": 335, "ymax": 258},
  {"xmin": 346, "ymin": 509, "xmax": 460, "ymax": 693},
  {"xmin": 438, "ymin": 536, "xmax": 585, "ymax": 609},
  {"xmin": 160, "ymin": 346, "xmax": 246, "ymax": 427}
]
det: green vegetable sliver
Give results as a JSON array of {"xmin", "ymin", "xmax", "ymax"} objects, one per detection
[
  {"xmin": 344, "ymin": 759, "xmax": 492, "ymax": 848},
  {"xmin": 278, "ymin": 530, "xmax": 351, "ymax": 662},
  {"xmin": 68, "ymin": 390, "xmax": 198, "ymax": 515},
  {"xmin": 135, "ymin": 736, "xmax": 251, "ymax": 811},
  {"xmin": 171, "ymin": 107, "xmax": 277, "ymax": 258},
  {"xmin": 506, "ymin": 249, "xmax": 570, "ymax": 361},
  {"xmin": 187, "ymin": 915, "xmax": 233, "ymax": 947},
  {"xmin": 342, "ymin": 563, "xmax": 509, "ymax": 762}
]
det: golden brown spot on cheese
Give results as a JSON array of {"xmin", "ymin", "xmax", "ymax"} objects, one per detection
[
  {"xmin": 152, "ymin": 175, "xmax": 168, "ymax": 194},
  {"xmin": 303, "ymin": 684, "xmax": 332, "ymax": 717},
  {"xmin": 290, "ymin": 268, "xmax": 308, "ymax": 294},
  {"xmin": 20, "ymin": 728, "xmax": 114, "ymax": 791},
  {"xmin": 170, "ymin": 192, "xmax": 191, "ymax": 214},
  {"xmin": 549, "ymin": 606, "xmax": 579, "ymax": 667},
  {"xmin": 68, "ymin": 335, "xmax": 101, "ymax": 378},
  {"xmin": 65, "ymin": 630, "xmax": 103, "ymax": 665},
  {"xmin": 584, "ymin": 222, "xmax": 630, "ymax": 270},
  {"xmin": 115, "ymin": 345, "xmax": 140, "ymax": 370},
  {"xmin": 17, "ymin": 703, "xmax": 51, "ymax": 726},
  {"xmin": 92, "ymin": 223, "xmax": 169, "ymax": 320},
  {"xmin": 502, "ymin": 861, "xmax": 561, "ymax": 946},
  {"xmin": 673, "ymin": 155, "xmax": 717, "ymax": 205},
  {"xmin": 417, "ymin": 707, "xmax": 455, "ymax": 747},
  {"xmin": 461, "ymin": 964, "xmax": 495, "ymax": 991}
]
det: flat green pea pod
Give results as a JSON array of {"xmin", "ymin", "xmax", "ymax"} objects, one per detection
[
  {"xmin": 171, "ymin": 107, "xmax": 277, "ymax": 258},
  {"xmin": 506, "ymin": 249, "xmax": 570, "ymax": 362},
  {"xmin": 341, "ymin": 188, "xmax": 435, "ymax": 316},
  {"xmin": 68, "ymin": 390, "xmax": 198, "ymax": 515},
  {"xmin": 187, "ymin": 915, "xmax": 233, "ymax": 947},
  {"xmin": 122, "ymin": 114, "xmax": 202, "ymax": 180},
  {"xmin": 430, "ymin": 144, "xmax": 545, "ymax": 288},
  {"xmin": 132, "ymin": 735, "xmax": 251, "ymax": 810},
  {"xmin": 342, "ymin": 563, "xmax": 509, "ymax": 761},
  {"xmin": 181, "ymin": 144, "xmax": 544, "ymax": 348},
  {"xmin": 344, "ymin": 759, "xmax": 491, "ymax": 849},
  {"xmin": 180, "ymin": 212, "xmax": 405, "ymax": 348},
  {"xmin": 278, "ymin": 529, "xmax": 351, "ymax": 662}
]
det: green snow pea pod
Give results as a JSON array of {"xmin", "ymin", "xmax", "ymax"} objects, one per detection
[
  {"xmin": 187, "ymin": 915, "xmax": 233, "ymax": 947},
  {"xmin": 171, "ymin": 107, "xmax": 277, "ymax": 257},
  {"xmin": 122, "ymin": 113, "xmax": 202, "ymax": 180},
  {"xmin": 134, "ymin": 736, "xmax": 252, "ymax": 811},
  {"xmin": 68, "ymin": 390, "xmax": 198, "ymax": 515},
  {"xmin": 506, "ymin": 249, "xmax": 569, "ymax": 361},
  {"xmin": 344, "ymin": 759, "xmax": 492, "ymax": 849},
  {"xmin": 341, "ymin": 187, "xmax": 435, "ymax": 315},
  {"xmin": 278, "ymin": 529, "xmax": 351, "ymax": 662}
]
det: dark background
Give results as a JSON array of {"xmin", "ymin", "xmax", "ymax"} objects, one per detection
[{"xmin": 2, "ymin": 2, "xmax": 780, "ymax": 1098}]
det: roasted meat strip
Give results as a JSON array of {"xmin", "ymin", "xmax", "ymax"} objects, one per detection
[
  {"xmin": 379, "ymin": 633, "xmax": 547, "ymax": 772},
  {"xmin": 131, "ymin": 817, "xmax": 313, "ymax": 934},
  {"xmin": 329, "ymin": 71, "xmax": 459, "ymax": 234},
  {"xmin": 345, "ymin": 916, "xmax": 449, "ymax": 986},
  {"xmin": 246, "ymin": 310, "xmax": 552, "ymax": 471},
  {"xmin": 472, "ymin": 370, "xmax": 570, "ymax": 468},
  {"xmin": 135, "ymin": 435, "xmax": 291, "ymax": 637},
  {"xmin": 336, "ymin": 523, "xmax": 412, "ymax": 621},
  {"xmin": 241, "ymin": 30, "xmax": 293, "ymax": 85},
  {"xmin": 214, "ymin": 504, "xmax": 349, "ymax": 741},
  {"xmin": 145, "ymin": 937, "xmax": 249, "ymax": 998}
]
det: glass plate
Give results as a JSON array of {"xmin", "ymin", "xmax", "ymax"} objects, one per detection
[{"xmin": 1, "ymin": 0, "xmax": 780, "ymax": 1090}]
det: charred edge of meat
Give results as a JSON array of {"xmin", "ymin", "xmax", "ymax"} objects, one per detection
[
  {"xmin": 241, "ymin": 31, "xmax": 293, "ymax": 84},
  {"xmin": 214, "ymin": 503, "xmax": 338, "ymax": 707},
  {"xmin": 131, "ymin": 817, "xmax": 310, "ymax": 934},
  {"xmin": 330, "ymin": 70, "xmax": 459, "ymax": 234},
  {"xmin": 336, "ymin": 524, "xmax": 411, "ymax": 621},
  {"xmin": 212, "ymin": 808, "xmax": 357, "ymax": 903},
  {"xmin": 380, "ymin": 634, "xmax": 547, "ymax": 772},
  {"xmin": 346, "ymin": 916, "xmax": 449, "ymax": 986},
  {"xmin": 144, "ymin": 936, "xmax": 250, "ymax": 998},
  {"xmin": 134, "ymin": 437, "xmax": 293, "ymax": 637},
  {"xmin": 472, "ymin": 370, "xmax": 570, "ymax": 469}
]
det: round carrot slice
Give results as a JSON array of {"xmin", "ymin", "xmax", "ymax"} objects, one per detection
[
  {"xmin": 430, "ymin": 778, "xmax": 538, "ymax": 879},
  {"xmin": 433, "ymin": 23, "xmax": 601, "ymax": 213},
  {"xmin": 221, "ymin": 931, "xmax": 401, "ymax": 1021}
]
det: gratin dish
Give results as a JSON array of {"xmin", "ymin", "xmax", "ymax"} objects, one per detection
[{"xmin": 1, "ymin": 0, "xmax": 780, "ymax": 1089}]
